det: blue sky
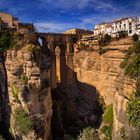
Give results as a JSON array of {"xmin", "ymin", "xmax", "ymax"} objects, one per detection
[{"xmin": 0, "ymin": 0, "xmax": 140, "ymax": 33}]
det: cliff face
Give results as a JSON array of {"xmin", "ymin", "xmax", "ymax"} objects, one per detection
[
  {"xmin": 5, "ymin": 44, "xmax": 52, "ymax": 140},
  {"xmin": 0, "ymin": 34, "xmax": 137, "ymax": 140},
  {"xmin": 73, "ymin": 38, "xmax": 135, "ymax": 139}
]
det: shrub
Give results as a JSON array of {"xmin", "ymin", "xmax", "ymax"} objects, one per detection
[
  {"xmin": 64, "ymin": 134, "xmax": 76, "ymax": 140},
  {"xmin": 132, "ymin": 34, "xmax": 139, "ymax": 42},
  {"xmin": 120, "ymin": 41, "xmax": 140, "ymax": 79},
  {"xmin": 11, "ymin": 85, "xmax": 19, "ymax": 102},
  {"xmin": 11, "ymin": 33, "xmax": 24, "ymax": 50},
  {"xmin": 120, "ymin": 127, "xmax": 125, "ymax": 139},
  {"xmin": 28, "ymin": 45, "xmax": 40, "ymax": 53},
  {"xmin": 100, "ymin": 104, "xmax": 113, "ymax": 140},
  {"xmin": 21, "ymin": 74, "xmax": 28, "ymax": 85},
  {"xmin": 9, "ymin": 127, "xmax": 13, "ymax": 136},
  {"xmin": 99, "ymin": 96, "xmax": 106, "ymax": 113},
  {"xmin": 77, "ymin": 127, "xmax": 99, "ymax": 140},
  {"xmin": 103, "ymin": 104, "xmax": 113, "ymax": 123},
  {"xmin": 104, "ymin": 34, "xmax": 112, "ymax": 42},
  {"xmin": 0, "ymin": 30, "xmax": 13, "ymax": 52},
  {"xmin": 100, "ymin": 125, "xmax": 112, "ymax": 140},
  {"xmin": 127, "ymin": 91, "xmax": 140, "ymax": 126},
  {"xmin": 78, "ymin": 43, "xmax": 89, "ymax": 51},
  {"xmin": 117, "ymin": 31, "xmax": 128, "ymax": 39},
  {"xmin": 0, "ymin": 135, "xmax": 4, "ymax": 140},
  {"xmin": 14, "ymin": 107, "xmax": 33, "ymax": 135},
  {"xmin": 98, "ymin": 34, "xmax": 112, "ymax": 47}
]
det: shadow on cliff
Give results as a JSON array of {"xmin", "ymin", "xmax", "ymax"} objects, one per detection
[
  {"xmin": 0, "ymin": 54, "xmax": 13, "ymax": 140},
  {"xmin": 51, "ymin": 65, "xmax": 104, "ymax": 139},
  {"xmin": 31, "ymin": 37, "xmax": 104, "ymax": 139}
]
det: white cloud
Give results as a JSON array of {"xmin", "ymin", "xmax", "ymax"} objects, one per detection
[
  {"xmin": 39, "ymin": 0, "xmax": 115, "ymax": 11},
  {"xmin": 34, "ymin": 13, "xmax": 119, "ymax": 33},
  {"xmin": 34, "ymin": 21, "xmax": 80, "ymax": 33},
  {"xmin": 39, "ymin": 0, "xmax": 90, "ymax": 9}
]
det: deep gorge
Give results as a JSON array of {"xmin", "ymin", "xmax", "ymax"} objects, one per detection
[{"xmin": 0, "ymin": 32, "xmax": 138, "ymax": 140}]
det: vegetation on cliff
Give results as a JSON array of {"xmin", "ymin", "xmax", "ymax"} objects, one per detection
[
  {"xmin": 77, "ymin": 127, "xmax": 99, "ymax": 140},
  {"xmin": 14, "ymin": 107, "xmax": 33, "ymax": 135},
  {"xmin": 98, "ymin": 34, "xmax": 111, "ymax": 55},
  {"xmin": 11, "ymin": 85, "xmax": 19, "ymax": 102},
  {"xmin": 132, "ymin": 34, "xmax": 139, "ymax": 42},
  {"xmin": 21, "ymin": 74, "xmax": 28, "ymax": 85},
  {"xmin": 98, "ymin": 34, "xmax": 112, "ymax": 47},
  {"xmin": 120, "ymin": 40, "xmax": 140, "ymax": 79},
  {"xmin": 100, "ymin": 104, "xmax": 113, "ymax": 140},
  {"xmin": 116, "ymin": 31, "xmax": 128, "ymax": 40},
  {"xmin": 0, "ymin": 135, "xmax": 4, "ymax": 140},
  {"xmin": 0, "ymin": 30, "xmax": 13, "ymax": 52},
  {"xmin": 120, "ymin": 37, "xmax": 140, "ymax": 138}
]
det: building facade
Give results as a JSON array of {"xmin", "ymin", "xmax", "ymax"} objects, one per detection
[
  {"xmin": 0, "ymin": 12, "xmax": 19, "ymax": 29},
  {"xmin": 135, "ymin": 17, "xmax": 140, "ymax": 34},
  {"xmin": 94, "ymin": 17, "xmax": 140, "ymax": 37},
  {"xmin": 0, "ymin": 12, "xmax": 36, "ymax": 34},
  {"xmin": 94, "ymin": 23, "xmax": 107, "ymax": 36},
  {"xmin": 63, "ymin": 28, "xmax": 93, "ymax": 35},
  {"xmin": 112, "ymin": 17, "xmax": 135, "ymax": 36}
]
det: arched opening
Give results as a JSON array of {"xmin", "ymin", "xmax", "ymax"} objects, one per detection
[{"xmin": 38, "ymin": 37, "xmax": 43, "ymax": 46}]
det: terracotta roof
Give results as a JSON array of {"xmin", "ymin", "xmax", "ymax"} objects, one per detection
[
  {"xmin": 112, "ymin": 17, "xmax": 133, "ymax": 23},
  {"xmin": 106, "ymin": 23, "xmax": 112, "ymax": 28}
]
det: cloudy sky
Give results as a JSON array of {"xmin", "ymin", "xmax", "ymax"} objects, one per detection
[{"xmin": 0, "ymin": 0, "xmax": 140, "ymax": 32}]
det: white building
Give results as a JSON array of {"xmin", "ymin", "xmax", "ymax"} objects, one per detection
[
  {"xmin": 94, "ymin": 23, "xmax": 107, "ymax": 36},
  {"xmin": 135, "ymin": 17, "xmax": 140, "ymax": 34},
  {"xmin": 93, "ymin": 17, "xmax": 140, "ymax": 37},
  {"xmin": 104, "ymin": 23, "xmax": 113, "ymax": 36},
  {"xmin": 112, "ymin": 17, "xmax": 135, "ymax": 37}
]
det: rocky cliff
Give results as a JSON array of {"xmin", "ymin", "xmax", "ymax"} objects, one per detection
[
  {"xmin": 5, "ymin": 43, "xmax": 52, "ymax": 140},
  {"xmin": 0, "ymin": 32, "xmax": 138, "ymax": 140},
  {"xmin": 73, "ymin": 37, "xmax": 136, "ymax": 139}
]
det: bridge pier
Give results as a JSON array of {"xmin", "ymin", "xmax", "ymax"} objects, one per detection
[{"xmin": 49, "ymin": 43, "xmax": 57, "ymax": 89}]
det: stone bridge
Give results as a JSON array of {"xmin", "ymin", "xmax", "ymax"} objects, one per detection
[{"xmin": 27, "ymin": 32, "xmax": 78, "ymax": 90}]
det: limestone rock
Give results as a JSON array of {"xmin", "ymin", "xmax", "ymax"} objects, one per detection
[{"xmin": 5, "ymin": 48, "xmax": 52, "ymax": 140}]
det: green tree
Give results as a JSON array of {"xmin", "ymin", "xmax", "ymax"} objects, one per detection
[
  {"xmin": 132, "ymin": 34, "xmax": 139, "ymax": 42},
  {"xmin": 77, "ymin": 127, "xmax": 100, "ymax": 140},
  {"xmin": 117, "ymin": 31, "xmax": 128, "ymax": 39},
  {"xmin": 120, "ymin": 41, "xmax": 140, "ymax": 79},
  {"xmin": 104, "ymin": 34, "xmax": 112, "ymax": 42},
  {"xmin": 98, "ymin": 34, "xmax": 112, "ymax": 47},
  {"xmin": 127, "ymin": 91, "xmax": 140, "ymax": 126},
  {"xmin": 0, "ymin": 30, "xmax": 13, "ymax": 52}
]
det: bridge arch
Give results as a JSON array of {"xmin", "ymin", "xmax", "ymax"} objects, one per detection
[{"xmin": 37, "ymin": 33, "xmax": 78, "ymax": 90}]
